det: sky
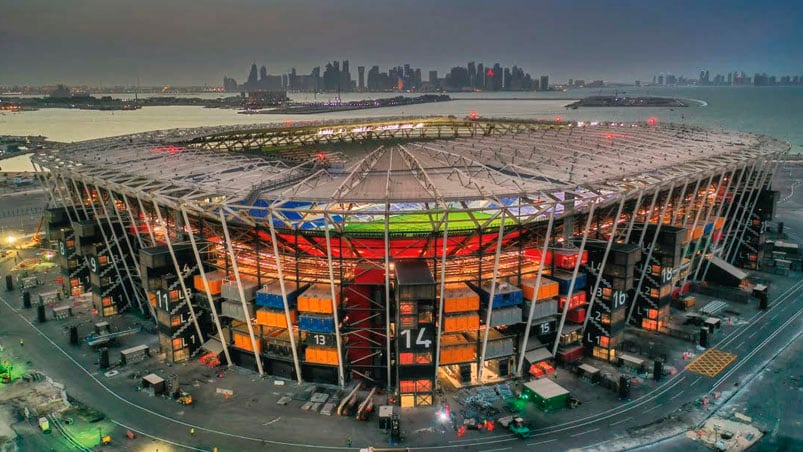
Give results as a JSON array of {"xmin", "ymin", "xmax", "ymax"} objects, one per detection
[{"xmin": 1, "ymin": 0, "xmax": 801, "ymax": 86}]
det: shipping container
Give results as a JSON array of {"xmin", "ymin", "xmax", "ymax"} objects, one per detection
[
  {"xmin": 193, "ymin": 270, "xmax": 225, "ymax": 295},
  {"xmin": 221, "ymin": 279, "xmax": 259, "ymax": 302},
  {"xmin": 439, "ymin": 333, "xmax": 476, "ymax": 365},
  {"xmin": 522, "ymin": 298, "xmax": 558, "ymax": 321},
  {"xmin": 467, "ymin": 330, "xmax": 515, "ymax": 359},
  {"xmin": 520, "ymin": 277, "xmax": 559, "ymax": 301},
  {"xmin": 552, "ymin": 249, "xmax": 589, "ymax": 270},
  {"xmin": 523, "ymin": 248, "xmax": 553, "ymax": 266},
  {"xmin": 256, "ymin": 308, "xmax": 297, "ymax": 328},
  {"xmin": 551, "ymin": 270, "xmax": 588, "ymax": 293},
  {"xmin": 481, "ymin": 306, "xmax": 522, "ymax": 327},
  {"xmin": 298, "ymin": 314, "xmax": 336, "ymax": 333},
  {"xmin": 297, "ymin": 284, "xmax": 340, "ymax": 314},
  {"xmin": 220, "ymin": 300, "xmax": 255, "ymax": 321},
  {"xmin": 556, "ymin": 345, "xmax": 584, "ymax": 364},
  {"xmin": 442, "ymin": 285, "xmax": 480, "ymax": 313},
  {"xmin": 523, "ymin": 378, "xmax": 570, "ymax": 411},
  {"xmin": 232, "ymin": 330, "xmax": 261, "ymax": 352},
  {"xmin": 558, "ymin": 291, "xmax": 587, "ymax": 311},
  {"xmin": 566, "ymin": 307, "xmax": 586, "ymax": 323},
  {"xmin": 475, "ymin": 281, "xmax": 523, "ymax": 308},
  {"xmin": 442, "ymin": 313, "xmax": 480, "ymax": 332},
  {"xmin": 255, "ymin": 280, "xmax": 307, "ymax": 308},
  {"xmin": 305, "ymin": 346, "xmax": 339, "ymax": 365}
]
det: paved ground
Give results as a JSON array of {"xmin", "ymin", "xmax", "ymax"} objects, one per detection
[{"xmin": 0, "ymin": 163, "xmax": 800, "ymax": 451}]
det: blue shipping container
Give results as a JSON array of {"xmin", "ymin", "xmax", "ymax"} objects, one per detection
[
  {"xmin": 552, "ymin": 271, "xmax": 587, "ymax": 294},
  {"xmin": 255, "ymin": 282, "xmax": 305, "ymax": 308},
  {"xmin": 299, "ymin": 314, "xmax": 335, "ymax": 333},
  {"xmin": 475, "ymin": 282, "xmax": 523, "ymax": 308}
]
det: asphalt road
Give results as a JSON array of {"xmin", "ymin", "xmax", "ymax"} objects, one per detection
[{"xmin": 1, "ymin": 272, "xmax": 800, "ymax": 452}]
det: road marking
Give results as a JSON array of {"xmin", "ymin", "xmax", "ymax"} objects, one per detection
[
  {"xmin": 770, "ymin": 314, "xmax": 779, "ymax": 321},
  {"xmin": 748, "ymin": 331, "xmax": 758, "ymax": 339},
  {"xmin": 736, "ymin": 340, "xmax": 745, "ymax": 349},
  {"xmin": 263, "ymin": 417, "xmax": 281, "ymax": 426},
  {"xmin": 643, "ymin": 403, "xmax": 663, "ymax": 414},
  {"xmin": 570, "ymin": 427, "xmax": 599, "ymax": 437},
  {"xmin": 609, "ymin": 416, "xmax": 633, "ymax": 427},
  {"xmin": 111, "ymin": 420, "xmax": 206, "ymax": 451},
  {"xmin": 449, "ymin": 434, "xmax": 515, "ymax": 443},
  {"xmin": 691, "ymin": 376, "xmax": 702, "ymax": 386},
  {"xmin": 480, "ymin": 448, "xmax": 511, "ymax": 452},
  {"xmin": 526, "ymin": 439, "xmax": 557, "ymax": 446},
  {"xmin": 670, "ymin": 390, "xmax": 685, "ymax": 400}
]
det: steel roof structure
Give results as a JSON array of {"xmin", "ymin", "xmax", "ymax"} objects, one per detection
[{"xmin": 33, "ymin": 117, "xmax": 788, "ymax": 233}]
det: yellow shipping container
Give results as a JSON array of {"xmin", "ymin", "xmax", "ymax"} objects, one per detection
[
  {"xmin": 255, "ymin": 308, "xmax": 297, "ymax": 328},
  {"xmin": 305, "ymin": 346, "xmax": 339, "ymax": 365},
  {"xmin": 521, "ymin": 278, "xmax": 559, "ymax": 301}
]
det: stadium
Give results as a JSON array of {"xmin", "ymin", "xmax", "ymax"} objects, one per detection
[{"xmin": 32, "ymin": 117, "xmax": 789, "ymax": 407}]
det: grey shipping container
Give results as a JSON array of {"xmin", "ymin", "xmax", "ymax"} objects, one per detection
[
  {"xmin": 220, "ymin": 300, "xmax": 255, "ymax": 321},
  {"xmin": 482, "ymin": 306, "xmax": 522, "ymax": 327},
  {"xmin": 221, "ymin": 280, "xmax": 259, "ymax": 302},
  {"xmin": 522, "ymin": 298, "xmax": 557, "ymax": 321}
]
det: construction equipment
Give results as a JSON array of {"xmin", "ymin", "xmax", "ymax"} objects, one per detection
[
  {"xmin": 32, "ymin": 215, "xmax": 44, "ymax": 244},
  {"xmin": 199, "ymin": 352, "xmax": 221, "ymax": 368},
  {"xmin": 356, "ymin": 387, "xmax": 377, "ymax": 421},
  {"xmin": 38, "ymin": 417, "xmax": 50, "ymax": 433},
  {"xmin": 101, "ymin": 435, "xmax": 112, "ymax": 445},
  {"xmin": 177, "ymin": 391, "xmax": 193, "ymax": 406},
  {"xmin": 0, "ymin": 360, "xmax": 13, "ymax": 383},
  {"xmin": 498, "ymin": 415, "xmax": 531, "ymax": 439}
]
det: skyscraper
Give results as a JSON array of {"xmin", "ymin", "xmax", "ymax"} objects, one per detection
[
  {"xmin": 358, "ymin": 66, "xmax": 365, "ymax": 91},
  {"xmin": 540, "ymin": 75, "xmax": 549, "ymax": 91}
]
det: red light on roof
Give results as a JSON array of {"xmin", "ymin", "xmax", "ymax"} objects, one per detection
[
  {"xmin": 555, "ymin": 116, "xmax": 562, "ymax": 123},
  {"xmin": 316, "ymin": 152, "xmax": 326, "ymax": 161},
  {"xmin": 605, "ymin": 133, "xmax": 614, "ymax": 140},
  {"xmin": 647, "ymin": 117, "xmax": 658, "ymax": 126},
  {"xmin": 150, "ymin": 145, "xmax": 184, "ymax": 154},
  {"xmin": 284, "ymin": 119, "xmax": 291, "ymax": 126},
  {"xmin": 469, "ymin": 111, "xmax": 479, "ymax": 120},
  {"xmin": 486, "ymin": 69, "xmax": 494, "ymax": 77}
]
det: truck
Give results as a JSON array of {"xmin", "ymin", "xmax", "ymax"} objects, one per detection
[
  {"xmin": 38, "ymin": 417, "xmax": 50, "ymax": 433},
  {"xmin": 497, "ymin": 415, "xmax": 531, "ymax": 439}
]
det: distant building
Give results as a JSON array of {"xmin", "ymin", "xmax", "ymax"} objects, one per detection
[
  {"xmin": 539, "ymin": 75, "xmax": 549, "ymax": 91},
  {"xmin": 49, "ymin": 84, "xmax": 72, "ymax": 98},
  {"xmin": 357, "ymin": 66, "xmax": 365, "ymax": 91}
]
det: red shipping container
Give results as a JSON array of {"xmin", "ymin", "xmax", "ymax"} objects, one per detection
[
  {"xmin": 552, "ymin": 250, "xmax": 589, "ymax": 270},
  {"xmin": 558, "ymin": 291, "xmax": 587, "ymax": 310},
  {"xmin": 558, "ymin": 345, "xmax": 585, "ymax": 363},
  {"xmin": 524, "ymin": 249, "xmax": 553, "ymax": 266},
  {"xmin": 566, "ymin": 307, "xmax": 586, "ymax": 323}
]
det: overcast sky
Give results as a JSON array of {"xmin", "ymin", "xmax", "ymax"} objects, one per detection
[{"xmin": 1, "ymin": 0, "xmax": 801, "ymax": 86}]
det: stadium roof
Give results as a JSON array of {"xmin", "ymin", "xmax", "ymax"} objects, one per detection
[{"xmin": 33, "ymin": 117, "xmax": 789, "ymax": 228}]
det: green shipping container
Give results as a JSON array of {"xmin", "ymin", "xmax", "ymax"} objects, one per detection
[{"xmin": 523, "ymin": 378, "xmax": 570, "ymax": 411}]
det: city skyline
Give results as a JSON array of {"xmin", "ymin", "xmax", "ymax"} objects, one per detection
[{"xmin": 1, "ymin": 0, "xmax": 802, "ymax": 86}]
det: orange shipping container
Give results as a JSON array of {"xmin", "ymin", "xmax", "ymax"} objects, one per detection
[
  {"xmin": 305, "ymin": 346, "xmax": 339, "ymax": 365},
  {"xmin": 443, "ymin": 313, "xmax": 480, "ymax": 332},
  {"xmin": 147, "ymin": 291, "xmax": 157, "ymax": 307},
  {"xmin": 193, "ymin": 270, "xmax": 226, "ymax": 295},
  {"xmin": 521, "ymin": 278, "xmax": 559, "ymax": 301},
  {"xmin": 443, "ymin": 288, "xmax": 480, "ymax": 313},
  {"xmin": 256, "ymin": 308, "xmax": 297, "ymax": 328},
  {"xmin": 714, "ymin": 217, "xmax": 726, "ymax": 230},
  {"xmin": 297, "ymin": 285, "xmax": 338, "ymax": 314},
  {"xmin": 232, "ymin": 331, "xmax": 261, "ymax": 352}
]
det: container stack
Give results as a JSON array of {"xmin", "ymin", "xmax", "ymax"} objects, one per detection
[
  {"xmin": 298, "ymin": 284, "xmax": 341, "ymax": 383},
  {"xmin": 519, "ymin": 276, "xmax": 558, "ymax": 364},
  {"xmin": 473, "ymin": 281, "xmax": 522, "ymax": 378},
  {"xmin": 140, "ymin": 245, "xmax": 208, "ymax": 363},
  {"xmin": 47, "ymin": 207, "xmax": 87, "ymax": 298},
  {"xmin": 629, "ymin": 224, "xmax": 686, "ymax": 331},
  {"xmin": 438, "ymin": 284, "xmax": 479, "ymax": 385},
  {"xmin": 551, "ymin": 248, "xmax": 588, "ymax": 364},
  {"xmin": 582, "ymin": 242, "xmax": 641, "ymax": 362},
  {"xmin": 737, "ymin": 189, "xmax": 779, "ymax": 269},
  {"xmin": 395, "ymin": 260, "xmax": 436, "ymax": 407}
]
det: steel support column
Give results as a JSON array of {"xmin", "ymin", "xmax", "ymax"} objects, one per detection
[
  {"xmin": 516, "ymin": 209, "xmax": 555, "ymax": 376},
  {"xmin": 267, "ymin": 211, "xmax": 303, "ymax": 384},
  {"xmin": 478, "ymin": 210, "xmax": 506, "ymax": 380},
  {"xmin": 433, "ymin": 211, "xmax": 450, "ymax": 389},
  {"xmin": 153, "ymin": 201, "xmax": 205, "ymax": 350},
  {"xmin": 182, "ymin": 207, "xmax": 232, "ymax": 368},
  {"xmin": 219, "ymin": 209, "xmax": 264, "ymax": 376},
  {"xmin": 323, "ymin": 216, "xmax": 346, "ymax": 388},
  {"xmin": 551, "ymin": 203, "xmax": 595, "ymax": 357},
  {"xmin": 583, "ymin": 196, "xmax": 627, "ymax": 331}
]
